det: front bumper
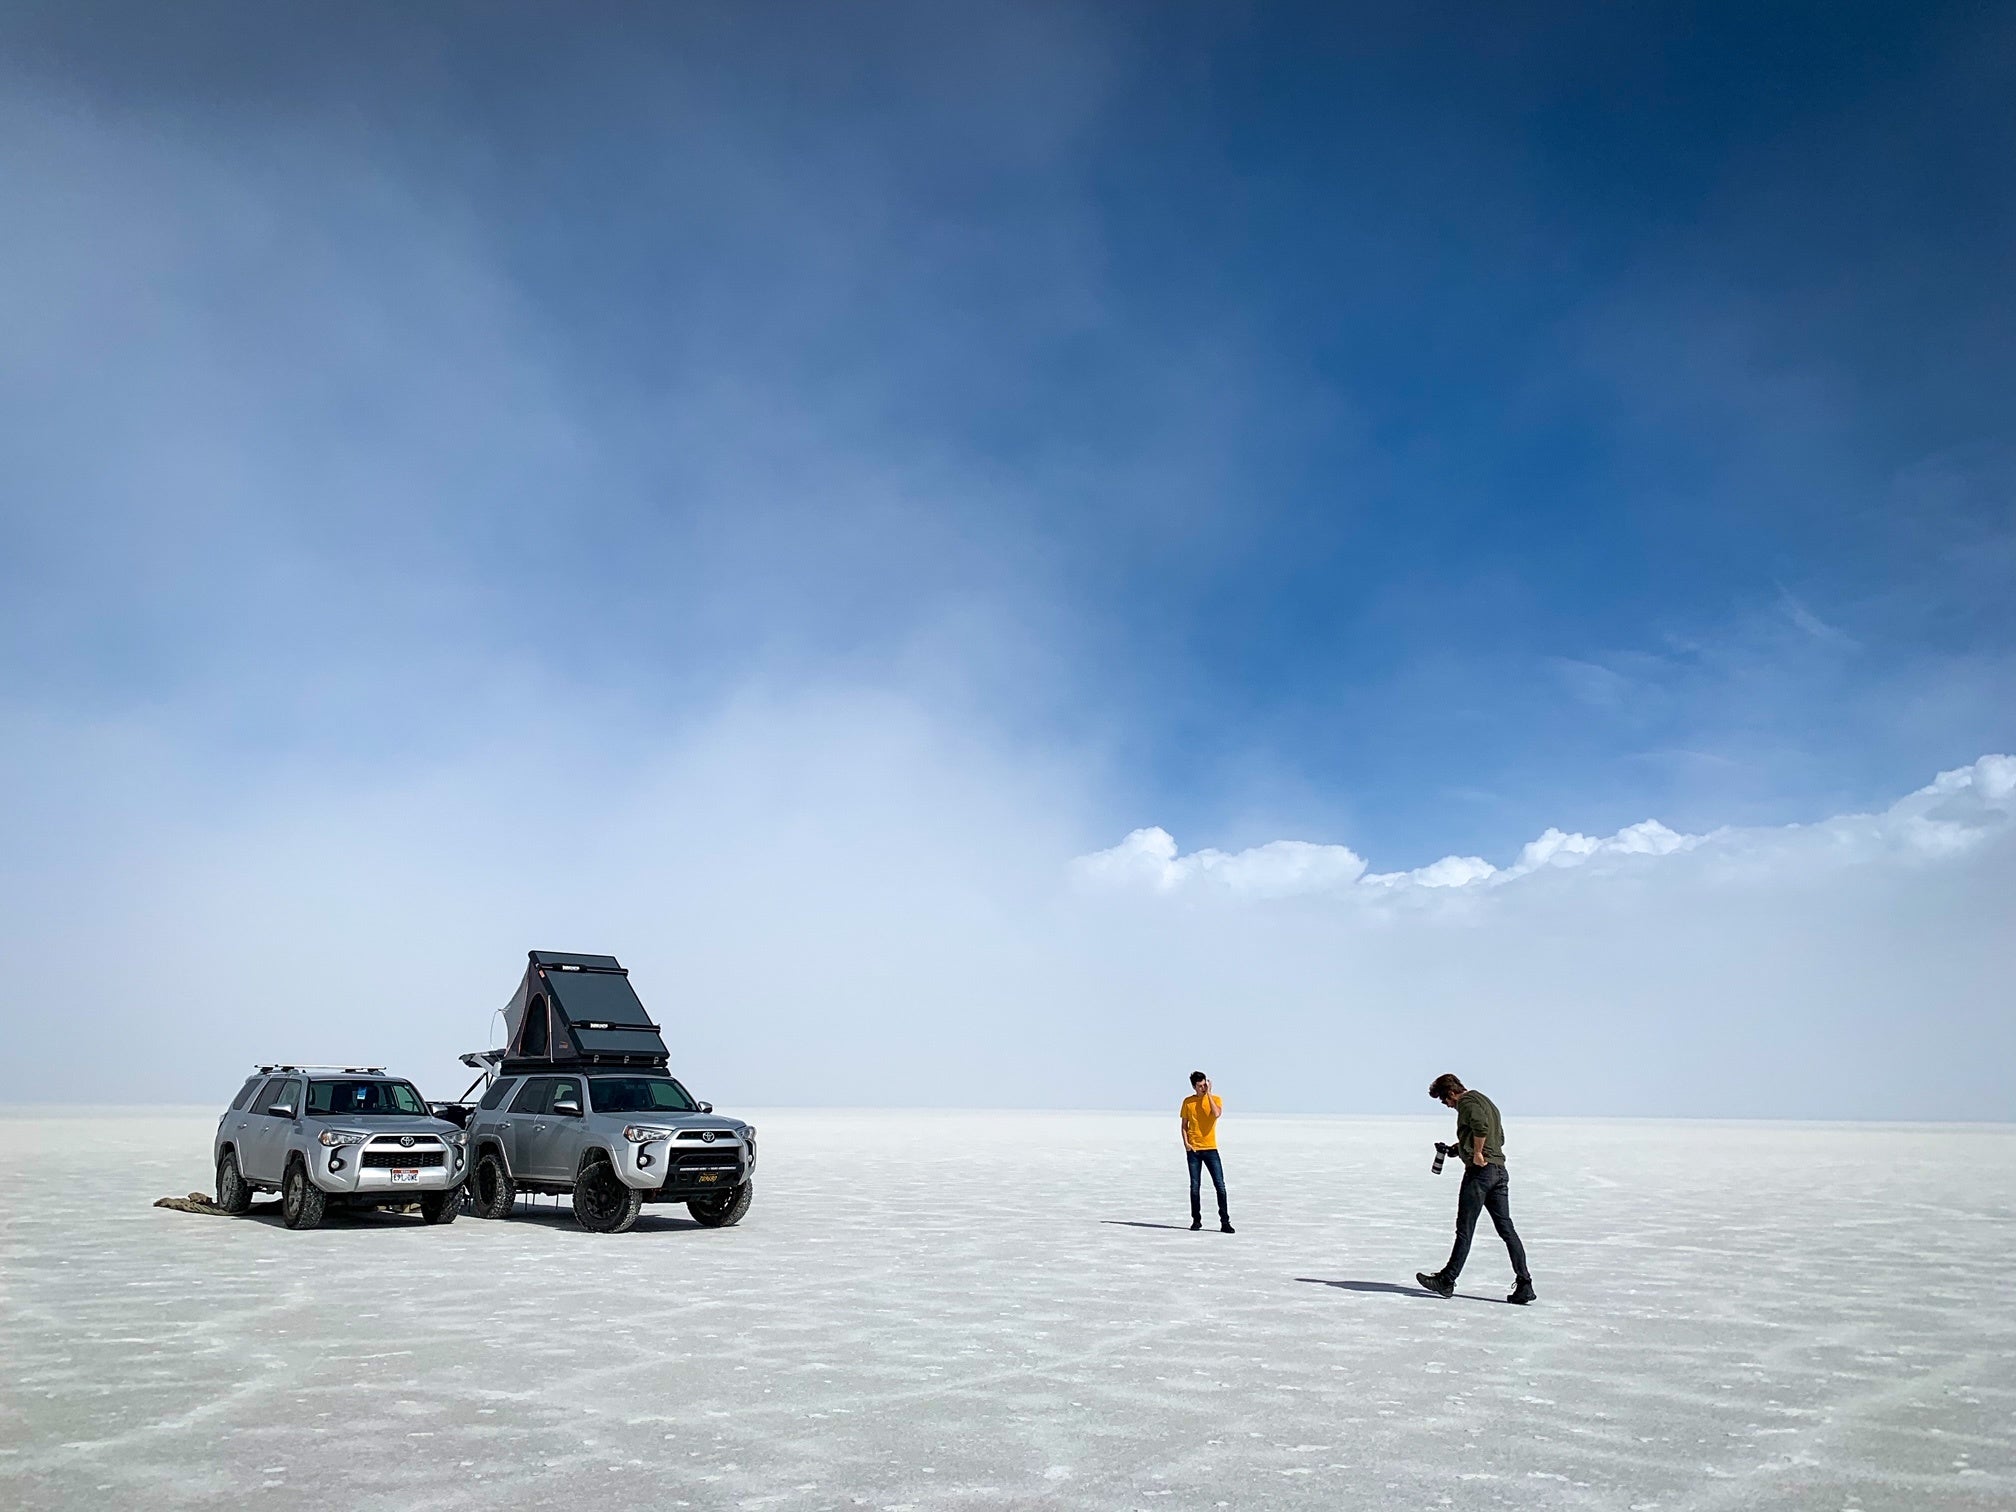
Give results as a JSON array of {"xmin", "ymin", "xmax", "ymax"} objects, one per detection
[
  {"xmin": 616, "ymin": 1134, "xmax": 750, "ymax": 1194},
  {"xmin": 313, "ymin": 1139, "xmax": 466, "ymax": 1196}
]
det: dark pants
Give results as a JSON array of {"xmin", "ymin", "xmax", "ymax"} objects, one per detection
[
  {"xmin": 1442, "ymin": 1162, "xmax": 1529, "ymax": 1283},
  {"xmin": 1187, "ymin": 1149, "xmax": 1229, "ymax": 1224}
]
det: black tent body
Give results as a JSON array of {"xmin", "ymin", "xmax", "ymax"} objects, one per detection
[{"xmin": 495, "ymin": 950, "xmax": 670, "ymax": 1076}]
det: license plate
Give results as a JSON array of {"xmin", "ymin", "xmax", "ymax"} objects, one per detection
[
  {"xmin": 696, "ymin": 1173, "xmax": 721, "ymax": 1183},
  {"xmin": 391, "ymin": 1169, "xmax": 419, "ymax": 1183}
]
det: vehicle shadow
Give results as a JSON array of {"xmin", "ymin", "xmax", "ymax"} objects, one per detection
[
  {"xmin": 1101, "ymin": 1219, "xmax": 1201, "ymax": 1232},
  {"xmin": 497, "ymin": 1199, "xmax": 705, "ymax": 1233},
  {"xmin": 234, "ymin": 1201, "xmax": 433, "ymax": 1228},
  {"xmin": 217, "ymin": 1195, "xmax": 711, "ymax": 1235}
]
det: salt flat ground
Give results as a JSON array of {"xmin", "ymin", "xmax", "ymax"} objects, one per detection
[{"xmin": 2, "ymin": 1111, "xmax": 2013, "ymax": 1512}]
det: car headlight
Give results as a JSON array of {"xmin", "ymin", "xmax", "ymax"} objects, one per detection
[
  {"xmin": 444, "ymin": 1130, "xmax": 466, "ymax": 1147},
  {"xmin": 623, "ymin": 1125, "xmax": 673, "ymax": 1144},
  {"xmin": 318, "ymin": 1129, "xmax": 370, "ymax": 1147}
]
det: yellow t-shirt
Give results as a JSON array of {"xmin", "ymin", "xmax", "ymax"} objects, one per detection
[{"xmin": 1180, "ymin": 1092, "xmax": 1222, "ymax": 1150}]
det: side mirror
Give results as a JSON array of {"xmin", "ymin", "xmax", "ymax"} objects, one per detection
[
  {"xmin": 267, "ymin": 1103, "xmax": 295, "ymax": 1119},
  {"xmin": 553, "ymin": 1097, "xmax": 582, "ymax": 1117},
  {"xmin": 698, "ymin": 1101, "xmax": 713, "ymax": 1113}
]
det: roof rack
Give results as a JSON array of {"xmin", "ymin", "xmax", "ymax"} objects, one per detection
[{"xmin": 255, "ymin": 1064, "xmax": 388, "ymax": 1075}]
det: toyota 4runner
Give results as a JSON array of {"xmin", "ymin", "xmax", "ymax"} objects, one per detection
[
  {"xmin": 213, "ymin": 1066, "xmax": 468, "ymax": 1230},
  {"xmin": 458, "ymin": 950, "xmax": 756, "ymax": 1234}
]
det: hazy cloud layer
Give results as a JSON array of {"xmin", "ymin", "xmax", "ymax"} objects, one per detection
[{"xmin": 7, "ymin": 691, "xmax": 2012, "ymax": 1120}]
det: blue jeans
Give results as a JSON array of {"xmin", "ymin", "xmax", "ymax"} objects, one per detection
[
  {"xmin": 1442, "ymin": 1161, "xmax": 1529, "ymax": 1283},
  {"xmin": 1187, "ymin": 1148, "xmax": 1229, "ymax": 1224}
]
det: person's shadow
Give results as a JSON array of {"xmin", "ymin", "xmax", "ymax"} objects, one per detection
[
  {"xmin": 1296, "ymin": 1277, "xmax": 1510, "ymax": 1304},
  {"xmin": 1101, "ymin": 1219, "xmax": 1199, "ymax": 1232}
]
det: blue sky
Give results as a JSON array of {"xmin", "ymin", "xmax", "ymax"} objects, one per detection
[{"xmin": 3, "ymin": 3, "xmax": 2013, "ymax": 1112}]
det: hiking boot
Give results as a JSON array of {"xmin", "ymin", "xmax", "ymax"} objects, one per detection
[
  {"xmin": 1507, "ymin": 1278, "xmax": 1537, "ymax": 1306},
  {"xmin": 1220, "ymin": 1222, "xmax": 1235, "ymax": 1234},
  {"xmin": 1189, "ymin": 1218, "xmax": 1202, "ymax": 1231},
  {"xmin": 1415, "ymin": 1270, "xmax": 1455, "ymax": 1298}
]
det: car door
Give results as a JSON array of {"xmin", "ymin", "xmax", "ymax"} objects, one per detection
[
  {"xmin": 225, "ymin": 1076, "xmax": 274, "ymax": 1175},
  {"xmin": 516, "ymin": 1076, "xmax": 587, "ymax": 1181},
  {"xmin": 502, "ymin": 1076, "xmax": 553, "ymax": 1178},
  {"xmin": 247, "ymin": 1077, "xmax": 303, "ymax": 1183},
  {"xmin": 539, "ymin": 1076, "xmax": 587, "ymax": 1183}
]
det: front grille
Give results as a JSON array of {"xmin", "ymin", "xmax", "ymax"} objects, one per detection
[
  {"xmin": 368, "ymin": 1134, "xmax": 442, "ymax": 1146},
  {"xmin": 675, "ymin": 1130, "xmax": 738, "ymax": 1142},
  {"xmin": 361, "ymin": 1150, "xmax": 446, "ymax": 1168}
]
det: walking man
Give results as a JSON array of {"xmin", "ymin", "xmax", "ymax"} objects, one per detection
[
  {"xmin": 1181, "ymin": 1071, "xmax": 1234, "ymax": 1233},
  {"xmin": 1417, "ymin": 1073, "xmax": 1536, "ymax": 1304}
]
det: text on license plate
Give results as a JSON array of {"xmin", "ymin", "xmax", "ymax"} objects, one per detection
[
  {"xmin": 391, "ymin": 1169, "xmax": 419, "ymax": 1182},
  {"xmin": 697, "ymin": 1173, "xmax": 721, "ymax": 1183}
]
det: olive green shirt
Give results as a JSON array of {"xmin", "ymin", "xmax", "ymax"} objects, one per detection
[{"xmin": 1454, "ymin": 1089, "xmax": 1506, "ymax": 1166}]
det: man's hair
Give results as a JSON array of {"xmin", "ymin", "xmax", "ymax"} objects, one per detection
[
  {"xmin": 1428, "ymin": 1073, "xmax": 1465, "ymax": 1100},
  {"xmin": 1190, "ymin": 1071, "xmax": 1208, "ymax": 1086}
]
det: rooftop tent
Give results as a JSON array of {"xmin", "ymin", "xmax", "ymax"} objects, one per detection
[{"xmin": 498, "ymin": 950, "xmax": 669, "ymax": 1073}]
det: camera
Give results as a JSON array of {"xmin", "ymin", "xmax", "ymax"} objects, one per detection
[{"xmin": 1431, "ymin": 1141, "xmax": 1461, "ymax": 1175}]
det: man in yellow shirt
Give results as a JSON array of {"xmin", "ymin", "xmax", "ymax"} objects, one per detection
[{"xmin": 1180, "ymin": 1071, "xmax": 1234, "ymax": 1232}]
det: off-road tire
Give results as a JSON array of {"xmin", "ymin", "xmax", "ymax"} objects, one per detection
[
  {"xmin": 420, "ymin": 1184, "xmax": 463, "ymax": 1225},
  {"xmin": 572, "ymin": 1157, "xmax": 643, "ymax": 1234},
  {"xmin": 215, "ymin": 1150, "xmax": 253, "ymax": 1214},
  {"xmin": 470, "ymin": 1152, "xmax": 516, "ymax": 1219},
  {"xmin": 281, "ymin": 1158, "xmax": 327, "ymax": 1230},
  {"xmin": 688, "ymin": 1180, "xmax": 752, "ymax": 1228}
]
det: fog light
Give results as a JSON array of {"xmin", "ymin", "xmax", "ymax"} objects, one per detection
[
  {"xmin": 329, "ymin": 1155, "xmax": 346, "ymax": 1172},
  {"xmin": 637, "ymin": 1152, "xmax": 653, "ymax": 1168}
]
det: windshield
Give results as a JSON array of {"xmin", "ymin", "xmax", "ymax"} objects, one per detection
[
  {"xmin": 307, "ymin": 1079, "xmax": 429, "ymax": 1117},
  {"xmin": 589, "ymin": 1076, "xmax": 698, "ymax": 1115}
]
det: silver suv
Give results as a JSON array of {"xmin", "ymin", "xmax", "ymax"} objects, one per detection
[
  {"xmin": 213, "ymin": 1066, "xmax": 468, "ymax": 1230},
  {"xmin": 462, "ymin": 1063, "xmax": 755, "ymax": 1234}
]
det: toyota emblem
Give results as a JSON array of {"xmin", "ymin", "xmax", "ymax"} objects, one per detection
[
  {"xmin": 700, "ymin": 1130, "xmax": 716, "ymax": 1143},
  {"xmin": 399, "ymin": 1135, "xmax": 415, "ymax": 1147}
]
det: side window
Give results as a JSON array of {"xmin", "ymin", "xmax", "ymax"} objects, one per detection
[
  {"xmin": 479, "ymin": 1078, "xmax": 519, "ymax": 1112},
  {"xmin": 508, "ymin": 1077, "xmax": 551, "ymax": 1114},
  {"xmin": 272, "ymin": 1078, "xmax": 304, "ymax": 1115},
  {"xmin": 230, "ymin": 1077, "xmax": 264, "ymax": 1111},
  {"xmin": 550, "ymin": 1078, "xmax": 583, "ymax": 1112},
  {"xmin": 248, "ymin": 1077, "xmax": 280, "ymax": 1113},
  {"xmin": 520, "ymin": 994, "xmax": 549, "ymax": 1057}
]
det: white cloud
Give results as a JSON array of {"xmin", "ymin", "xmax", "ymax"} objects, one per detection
[
  {"xmin": 1073, "ymin": 829, "xmax": 1368, "ymax": 895},
  {"xmin": 1775, "ymin": 584, "xmax": 1860, "ymax": 648},
  {"xmin": 1055, "ymin": 755, "xmax": 2016, "ymax": 1119},
  {"xmin": 1365, "ymin": 852, "xmax": 1498, "ymax": 889},
  {"xmin": 1075, "ymin": 755, "xmax": 2015, "ymax": 900}
]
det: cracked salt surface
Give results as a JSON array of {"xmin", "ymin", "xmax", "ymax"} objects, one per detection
[{"xmin": 1, "ymin": 1111, "xmax": 2013, "ymax": 1510}]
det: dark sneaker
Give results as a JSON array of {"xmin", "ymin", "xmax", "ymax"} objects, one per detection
[
  {"xmin": 1220, "ymin": 1222, "xmax": 1235, "ymax": 1234},
  {"xmin": 1189, "ymin": 1218, "xmax": 1202, "ymax": 1231},
  {"xmin": 1507, "ymin": 1279, "xmax": 1537, "ymax": 1306},
  {"xmin": 1415, "ymin": 1271, "xmax": 1455, "ymax": 1298}
]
